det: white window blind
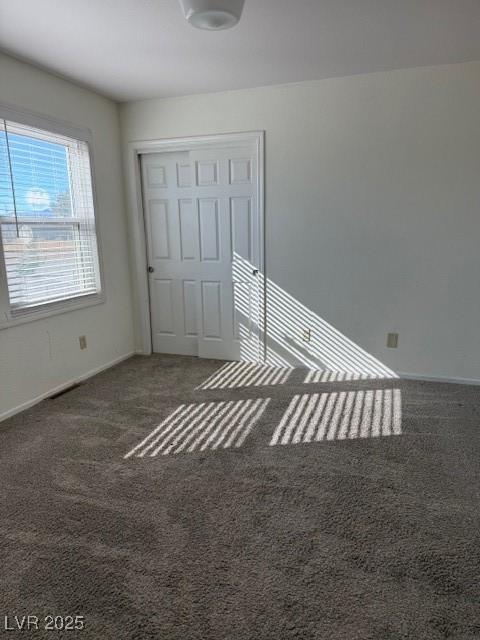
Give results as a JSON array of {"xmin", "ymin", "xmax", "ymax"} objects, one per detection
[{"xmin": 0, "ymin": 119, "xmax": 101, "ymax": 316}]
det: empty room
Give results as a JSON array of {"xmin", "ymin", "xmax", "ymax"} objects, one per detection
[{"xmin": 0, "ymin": 1, "xmax": 479, "ymax": 638}]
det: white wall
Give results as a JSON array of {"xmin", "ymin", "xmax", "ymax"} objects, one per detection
[
  {"xmin": 121, "ymin": 61, "xmax": 480, "ymax": 382},
  {"xmin": 0, "ymin": 54, "xmax": 135, "ymax": 419}
]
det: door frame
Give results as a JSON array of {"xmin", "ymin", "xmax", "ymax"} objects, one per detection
[{"xmin": 125, "ymin": 131, "xmax": 265, "ymax": 360}]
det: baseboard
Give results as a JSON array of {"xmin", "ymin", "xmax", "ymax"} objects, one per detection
[
  {"xmin": 0, "ymin": 351, "xmax": 135, "ymax": 423},
  {"xmin": 398, "ymin": 371, "xmax": 480, "ymax": 386}
]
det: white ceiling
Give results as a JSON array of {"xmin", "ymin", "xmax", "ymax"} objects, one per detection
[{"xmin": 0, "ymin": 0, "xmax": 479, "ymax": 102}]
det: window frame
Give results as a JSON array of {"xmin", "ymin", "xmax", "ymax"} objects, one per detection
[{"xmin": 0, "ymin": 104, "xmax": 105, "ymax": 329}]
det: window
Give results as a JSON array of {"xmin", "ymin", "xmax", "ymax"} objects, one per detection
[{"xmin": 0, "ymin": 114, "xmax": 102, "ymax": 323}]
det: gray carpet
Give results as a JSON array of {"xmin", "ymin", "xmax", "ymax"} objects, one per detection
[{"xmin": 1, "ymin": 354, "xmax": 479, "ymax": 639}]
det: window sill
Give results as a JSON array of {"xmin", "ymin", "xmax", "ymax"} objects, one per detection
[{"xmin": 0, "ymin": 292, "xmax": 106, "ymax": 330}]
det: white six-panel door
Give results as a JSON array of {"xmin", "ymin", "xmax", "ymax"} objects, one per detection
[{"xmin": 141, "ymin": 144, "xmax": 262, "ymax": 361}]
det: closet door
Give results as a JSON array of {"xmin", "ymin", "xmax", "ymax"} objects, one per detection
[
  {"xmin": 142, "ymin": 143, "xmax": 262, "ymax": 362},
  {"xmin": 191, "ymin": 145, "xmax": 261, "ymax": 361},
  {"xmin": 141, "ymin": 151, "xmax": 199, "ymax": 355}
]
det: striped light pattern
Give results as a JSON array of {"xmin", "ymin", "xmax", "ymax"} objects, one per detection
[
  {"xmin": 125, "ymin": 398, "xmax": 270, "ymax": 458},
  {"xmin": 304, "ymin": 370, "xmax": 387, "ymax": 383},
  {"xmin": 197, "ymin": 361, "xmax": 291, "ymax": 390},
  {"xmin": 232, "ymin": 253, "xmax": 398, "ymax": 378},
  {"xmin": 271, "ymin": 389, "xmax": 402, "ymax": 446}
]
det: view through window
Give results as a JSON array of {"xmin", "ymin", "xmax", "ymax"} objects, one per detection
[{"xmin": 0, "ymin": 118, "xmax": 101, "ymax": 316}]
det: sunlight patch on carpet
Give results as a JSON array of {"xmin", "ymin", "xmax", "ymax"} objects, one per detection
[
  {"xmin": 270, "ymin": 388, "xmax": 402, "ymax": 445},
  {"xmin": 125, "ymin": 398, "xmax": 270, "ymax": 458},
  {"xmin": 196, "ymin": 361, "xmax": 291, "ymax": 390}
]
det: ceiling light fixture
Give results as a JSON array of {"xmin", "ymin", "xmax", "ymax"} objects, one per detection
[{"xmin": 179, "ymin": 0, "xmax": 245, "ymax": 30}]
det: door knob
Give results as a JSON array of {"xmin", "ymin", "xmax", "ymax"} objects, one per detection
[
  {"xmin": 252, "ymin": 269, "xmax": 259, "ymax": 276},
  {"xmin": 148, "ymin": 266, "xmax": 155, "ymax": 273}
]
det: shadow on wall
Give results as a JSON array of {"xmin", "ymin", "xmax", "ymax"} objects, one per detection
[{"xmin": 232, "ymin": 254, "xmax": 397, "ymax": 379}]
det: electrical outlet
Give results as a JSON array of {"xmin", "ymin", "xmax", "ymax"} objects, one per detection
[
  {"xmin": 387, "ymin": 333, "xmax": 398, "ymax": 349},
  {"xmin": 79, "ymin": 335, "xmax": 87, "ymax": 350},
  {"xmin": 302, "ymin": 328, "xmax": 311, "ymax": 342}
]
